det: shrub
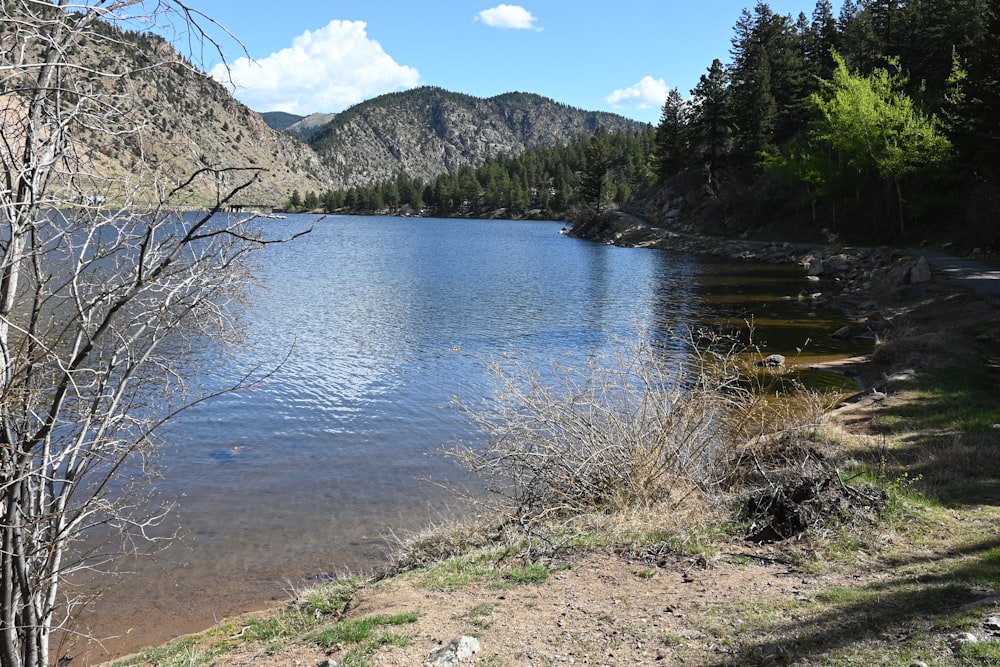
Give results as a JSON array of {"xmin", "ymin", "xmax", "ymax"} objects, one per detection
[{"xmin": 449, "ymin": 332, "xmax": 761, "ymax": 523}]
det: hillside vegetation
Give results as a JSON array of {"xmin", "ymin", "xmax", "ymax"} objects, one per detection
[
  {"xmin": 311, "ymin": 0, "xmax": 999, "ymax": 251},
  {"xmin": 641, "ymin": 0, "xmax": 999, "ymax": 247}
]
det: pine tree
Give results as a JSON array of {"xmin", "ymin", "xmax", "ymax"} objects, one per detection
[
  {"xmin": 654, "ymin": 88, "xmax": 690, "ymax": 180},
  {"xmin": 690, "ymin": 59, "xmax": 733, "ymax": 174},
  {"xmin": 580, "ymin": 127, "xmax": 613, "ymax": 212}
]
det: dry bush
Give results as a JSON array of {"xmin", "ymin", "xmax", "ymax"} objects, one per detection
[{"xmin": 448, "ymin": 332, "xmax": 774, "ymax": 525}]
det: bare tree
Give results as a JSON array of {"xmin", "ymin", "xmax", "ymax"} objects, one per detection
[{"xmin": 0, "ymin": 3, "xmax": 293, "ymax": 665}]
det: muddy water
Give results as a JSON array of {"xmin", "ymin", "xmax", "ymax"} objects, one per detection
[{"xmin": 66, "ymin": 216, "xmax": 864, "ymax": 664}]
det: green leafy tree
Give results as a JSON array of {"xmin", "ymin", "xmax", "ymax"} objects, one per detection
[
  {"xmin": 303, "ymin": 190, "xmax": 319, "ymax": 211},
  {"xmin": 810, "ymin": 51, "xmax": 952, "ymax": 234}
]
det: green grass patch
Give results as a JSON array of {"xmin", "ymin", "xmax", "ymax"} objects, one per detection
[
  {"xmin": 881, "ymin": 365, "xmax": 1000, "ymax": 434},
  {"xmin": 958, "ymin": 638, "xmax": 1000, "ymax": 664},
  {"xmin": 499, "ymin": 562, "xmax": 552, "ymax": 586},
  {"xmin": 312, "ymin": 612, "xmax": 418, "ymax": 649},
  {"xmin": 417, "ymin": 551, "xmax": 508, "ymax": 589},
  {"xmin": 111, "ymin": 633, "xmax": 231, "ymax": 667},
  {"xmin": 296, "ymin": 576, "xmax": 365, "ymax": 616},
  {"xmin": 340, "ymin": 631, "xmax": 414, "ymax": 667}
]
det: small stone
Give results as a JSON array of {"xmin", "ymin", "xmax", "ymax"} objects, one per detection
[
  {"xmin": 909, "ymin": 661, "xmax": 929, "ymax": 667},
  {"xmin": 909, "ymin": 256, "xmax": 931, "ymax": 283},
  {"xmin": 950, "ymin": 632, "xmax": 978, "ymax": 651},
  {"xmin": 756, "ymin": 354, "xmax": 786, "ymax": 368},
  {"xmin": 424, "ymin": 636, "xmax": 481, "ymax": 667},
  {"xmin": 984, "ymin": 615, "xmax": 1000, "ymax": 633},
  {"xmin": 318, "ymin": 660, "xmax": 338, "ymax": 667}
]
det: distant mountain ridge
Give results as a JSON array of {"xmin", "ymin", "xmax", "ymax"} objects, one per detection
[
  {"xmin": 259, "ymin": 111, "xmax": 304, "ymax": 132},
  {"xmin": 262, "ymin": 87, "xmax": 648, "ymax": 190},
  {"xmin": 10, "ymin": 17, "xmax": 648, "ymax": 207}
]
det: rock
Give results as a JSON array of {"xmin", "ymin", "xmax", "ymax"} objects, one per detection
[
  {"xmin": 909, "ymin": 256, "xmax": 931, "ymax": 283},
  {"xmin": 318, "ymin": 660, "xmax": 338, "ymax": 667},
  {"xmin": 424, "ymin": 636, "xmax": 481, "ymax": 667},
  {"xmin": 984, "ymin": 614, "xmax": 1000, "ymax": 635},
  {"xmin": 804, "ymin": 257, "xmax": 824, "ymax": 276},
  {"xmin": 806, "ymin": 274, "xmax": 821, "ymax": 282},
  {"xmin": 754, "ymin": 643, "xmax": 786, "ymax": 660},
  {"xmin": 950, "ymin": 632, "xmax": 978, "ymax": 651},
  {"xmin": 883, "ymin": 369, "xmax": 917, "ymax": 388},
  {"xmin": 909, "ymin": 661, "xmax": 929, "ymax": 667},
  {"xmin": 675, "ymin": 628, "xmax": 706, "ymax": 640},
  {"xmin": 756, "ymin": 354, "xmax": 786, "ymax": 368},
  {"xmin": 832, "ymin": 325, "xmax": 854, "ymax": 339},
  {"xmin": 823, "ymin": 253, "xmax": 852, "ymax": 273}
]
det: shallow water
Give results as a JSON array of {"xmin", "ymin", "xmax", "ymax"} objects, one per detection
[{"xmin": 67, "ymin": 216, "xmax": 862, "ymax": 663}]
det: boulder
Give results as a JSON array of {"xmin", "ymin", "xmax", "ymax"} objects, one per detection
[
  {"xmin": 823, "ymin": 253, "xmax": 852, "ymax": 273},
  {"xmin": 909, "ymin": 256, "xmax": 931, "ymax": 283}
]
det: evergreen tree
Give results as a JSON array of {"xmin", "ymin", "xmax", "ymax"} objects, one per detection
[
  {"xmin": 806, "ymin": 0, "xmax": 840, "ymax": 78},
  {"xmin": 729, "ymin": 4, "xmax": 779, "ymax": 158},
  {"xmin": 654, "ymin": 88, "xmax": 690, "ymax": 180},
  {"xmin": 690, "ymin": 59, "xmax": 733, "ymax": 174},
  {"xmin": 580, "ymin": 127, "xmax": 613, "ymax": 212}
]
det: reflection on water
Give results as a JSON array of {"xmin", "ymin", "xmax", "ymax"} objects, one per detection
[{"xmin": 71, "ymin": 216, "xmax": 860, "ymax": 662}]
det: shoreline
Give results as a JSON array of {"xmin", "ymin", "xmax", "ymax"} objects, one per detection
[{"xmin": 100, "ymin": 215, "xmax": 1000, "ymax": 666}]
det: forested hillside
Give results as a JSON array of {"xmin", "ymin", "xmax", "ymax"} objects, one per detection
[
  {"xmin": 299, "ymin": 127, "xmax": 655, "ymax": 219},
  {"xmin": 645, "ymin": 0, "xmax": 999, "ymax": 244}
]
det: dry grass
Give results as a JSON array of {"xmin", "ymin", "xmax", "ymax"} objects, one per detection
[{"xmin": 447, "ymin": 333, "xmax": 757, "ymax": 524}]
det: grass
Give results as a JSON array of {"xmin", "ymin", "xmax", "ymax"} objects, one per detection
[{"xmin": 312, "ymin": 612, "xmax": 419, "ymax": 648}]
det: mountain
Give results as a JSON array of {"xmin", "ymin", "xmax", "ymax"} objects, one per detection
[
  {"xmin": 11, "ymin": 18, "xmax": 648, "ymax": 207},
  {"xmin": 284, "ymin": 113, "xmax": 338, "ymax": 141},
  {"xmin": 301, "ymin": 87, "xmax": 649, "ymax": 190},
  {"xmin": 259, "ymin": 111, "xmax": 304, "ymax": 132}
]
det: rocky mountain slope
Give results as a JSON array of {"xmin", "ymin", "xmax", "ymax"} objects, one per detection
[
  {"xmin": 47, "ymin": 29, "xmax": 337, "ymax": 208},
  {"xmin": 267, "ymin": 87, "xmax": 649, "ymax": 190}
]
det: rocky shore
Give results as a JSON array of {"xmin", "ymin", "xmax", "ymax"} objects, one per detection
[{"xmin": 569, "ymin": 209, "xmax": 937, "ymax": 322}]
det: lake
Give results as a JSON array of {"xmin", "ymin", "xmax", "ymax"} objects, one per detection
[{"xmin": 72, "ymin": 215, "xmax": 857, "ymax": 662}]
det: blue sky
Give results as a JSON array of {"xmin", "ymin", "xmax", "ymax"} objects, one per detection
[{"xmin": 175, "ymin": 1, "xmax": 837, "ymax": 124}]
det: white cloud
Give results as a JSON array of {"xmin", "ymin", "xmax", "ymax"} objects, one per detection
[
  {"xmin": 210, "ymin": 20, "xmax": 419, "ymax": 114},
  {"xmin": 476, "ymin": 4, "xmax": 539, "ymax": 30},
  {"xmin": 604, "ymin": 76, "xmax": 670, "ymax": 110}
]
